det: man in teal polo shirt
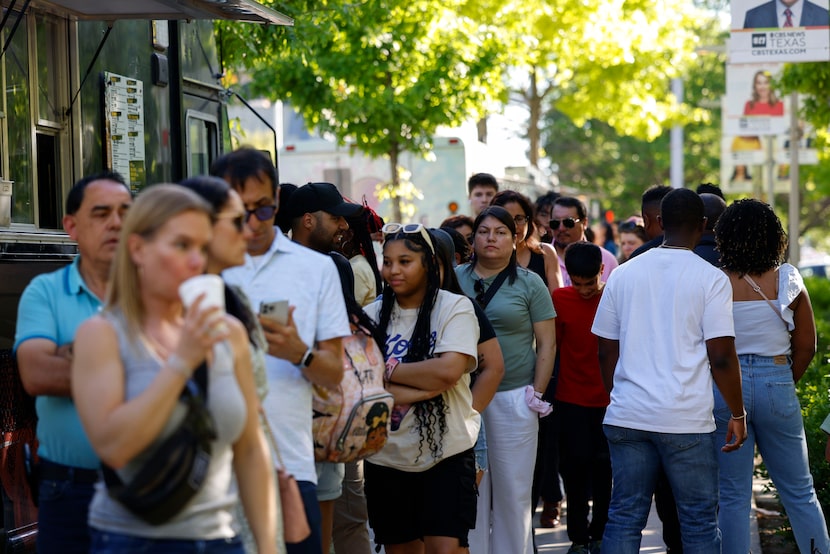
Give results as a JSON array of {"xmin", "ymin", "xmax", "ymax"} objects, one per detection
[{"xmin": 14, "ymin": 172, "xmax": 132, "ymax": 553}]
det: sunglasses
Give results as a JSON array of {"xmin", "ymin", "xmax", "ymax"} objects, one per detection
[
  {"xmin": 618, "ymin": 221, "xmax": 643, "ymax": 232},
  {"xmin": 382, "ymin": 222, "xmax": 435, "ymax": 254},
  {"xmin": 550, "ymin": 217, "xmax": 581, "ymax": 230},
  {"xmin": 216, "ymin": 213, "xmax": 246, "ymax": 233},
  {"xmin": 244, "ymin": 205, "xmax": 278, "ymax": 222},
  {"xmin": 473, "ymin": 278, "xmax": 486, "ymax": 306}
]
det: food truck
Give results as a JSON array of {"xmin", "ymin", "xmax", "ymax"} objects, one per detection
[{"xmin": 0, "ymin": 2, "xmax": 291, "ymax": 549}]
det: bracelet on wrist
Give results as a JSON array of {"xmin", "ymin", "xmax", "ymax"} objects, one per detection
[
  {"xmin": 166, "ymin": 354, "xmax": 193, "ymax": 379},
  {"xmin": 384, "ymin": 357, "xmax": 400, "ymax": 382},
  {"xmin": 731, "ymin": 411, "xmax": 747, "ymax": 421}
]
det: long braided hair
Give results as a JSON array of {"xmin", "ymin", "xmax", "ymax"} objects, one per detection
[{"xmin": 377, "ymin": 229, "xmax": 448, "ymax": 462}]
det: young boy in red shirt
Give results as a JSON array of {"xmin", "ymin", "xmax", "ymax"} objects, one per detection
[{"xmin": 552, "ymin": 242, "xmax": 611, "ymax": 554}]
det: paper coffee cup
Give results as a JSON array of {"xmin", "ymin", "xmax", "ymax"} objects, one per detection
[{"xmin": 179, "ymin": 274, "xmax": 226, "ymax": 311}]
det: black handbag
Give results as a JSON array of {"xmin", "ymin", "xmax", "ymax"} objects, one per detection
[{"xmin": 101, "ymin": 363, "xmax": 216, "ymax": 525}]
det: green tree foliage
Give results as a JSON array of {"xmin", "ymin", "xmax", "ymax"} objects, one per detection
[
  {"xmin": 481, "ymin": 0, "xmax": 708, "ymax": 168},
  {"xmin": 777, "ymin": 63, "xmax": 830, "ymax": 241},
  {"xmin": 217, "ymin": 0, "xmax": 506, "ymax": 221},
  {"xmin": 542, "ymin": 26, "xmax": 727, "ymax": 217},
  {"xmin": 795, "ymin": 277, "xmax": 830, "ymax": 521}
]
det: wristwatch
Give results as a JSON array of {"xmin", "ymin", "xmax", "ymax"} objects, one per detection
[{"xmin": 298, "ymin": 347, "xmax": 315, "ymax": 368}]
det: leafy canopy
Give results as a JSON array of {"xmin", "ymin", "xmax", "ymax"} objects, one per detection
[{"xmin": 218, "ymin": 0, "xmax": 507, "ymax": 159}]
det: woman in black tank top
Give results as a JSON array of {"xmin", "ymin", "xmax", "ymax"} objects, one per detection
[{"xmin": 491, "ymin": 191, "xmax": 562, "ymax": 296}]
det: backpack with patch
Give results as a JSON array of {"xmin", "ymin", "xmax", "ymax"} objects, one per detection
[{"xmin": 312, "ymin": 323, "xmax": 393, "ymax": 462}]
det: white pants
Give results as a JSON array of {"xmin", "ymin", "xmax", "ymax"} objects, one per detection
[{"xmin": 475, "ymin": 387, "xmax": 538, "ymax": 554}]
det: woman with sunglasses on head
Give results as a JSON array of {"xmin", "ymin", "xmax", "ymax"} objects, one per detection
[
  {"xmin": 362, "ymin": 223, "xmax": 480, "ymax": 554},
  {"xmin": 491, "ymin": 190, "xmax": 563, "ymax": 297},
  {"xmin": 179, "ymin": 176, "xmax": 284, "ymax": 553},
  {"xmin": 456, "ymin": 206, "xmax": 557, "ymax": 554},
  {"xmin": 71, "ymin": 184, "xmax": 276, "ymax": 554},
  {"xmin": 713, "ymin": 199, "xmax": 829, "ymax": 554}
]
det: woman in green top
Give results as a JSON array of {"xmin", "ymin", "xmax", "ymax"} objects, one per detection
[{"xmin": 455, "ymin": 206, "xmax": 557, "ymax": 554}]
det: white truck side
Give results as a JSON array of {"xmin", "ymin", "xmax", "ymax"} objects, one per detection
[{"xmin": 277, "ymin": 136, "xmax": 505, "ymax": 225}]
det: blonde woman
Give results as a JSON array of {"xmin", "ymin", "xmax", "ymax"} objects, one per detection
[{"xmin": 72, "ymin": 184, "xmax": 276, "ymax": 553}]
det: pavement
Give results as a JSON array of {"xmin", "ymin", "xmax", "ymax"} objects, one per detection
[
  {"xmin": 532, "ymin": 493, "xmax": 763, "ymax": 553},
  {"xmin": 373, "ymin": 484, "xmax": 763, "ymax": 553}
]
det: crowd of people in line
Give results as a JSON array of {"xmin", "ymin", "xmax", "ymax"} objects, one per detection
[{"xmin": 12, "ymin": 147, "xmax": 830, "ymax": 554}]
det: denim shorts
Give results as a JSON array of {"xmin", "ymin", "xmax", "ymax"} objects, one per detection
[
  {"xmin": 314, "ymin": 461, "xmax": 345, "ymax": 501},
  {"xmin": 473, "ymin": 420, "xmax": 488, "ymax": 472}
]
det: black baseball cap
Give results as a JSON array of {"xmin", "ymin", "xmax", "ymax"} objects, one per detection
[{"xmin": 282, "ymin": 182, "xmax": 363, "ymax": 219}]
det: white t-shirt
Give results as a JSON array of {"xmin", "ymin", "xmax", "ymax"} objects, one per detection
[
  {"xmin": 364, "ymin": 290, "xmax": 480, "ymax": 472},
  {"xmin": 591, "ymin": 247, "xmax": 735, "ymax": 434},
  {"xmin": 224, "ymin": 232, "xmax": 350, "ymax": 483}
]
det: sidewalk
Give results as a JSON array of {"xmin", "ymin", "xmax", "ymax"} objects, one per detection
[{"xmin": 533, "ymin": 496, "xmax": 762, "ymax": 553}]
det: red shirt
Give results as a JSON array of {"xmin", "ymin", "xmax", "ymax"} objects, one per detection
[
  {"xmin": 743, "ymin": 100, "xmax": 784, "ymax": 116},
  {"xmin": 553, "ymin": 286, "xmax": 610, "ymax": 407}
]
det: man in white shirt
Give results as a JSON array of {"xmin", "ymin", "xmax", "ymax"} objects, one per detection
[
  {"xmin": 281, "ymin": 182, "xmax": 376, "ymax": 554},
  {"xmin": 212, "ymin": 148, "xmax": 349, "ymax": 554},
  {"xmin": 591, "ymin": 188, "xmax": 747, "ymax": 553}
]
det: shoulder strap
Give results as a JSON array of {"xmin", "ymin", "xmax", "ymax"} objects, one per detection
[
  {"xmin": 478, "ymin": 268, "xmax": 510, "ymax": 308},
  {"xmin": 742, "ymin": 274, "xmax": 787, "ymax": 326}
]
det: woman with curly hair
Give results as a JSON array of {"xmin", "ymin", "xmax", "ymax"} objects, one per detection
[
  {"xmin": 363, "ymin": 223, "xmax": 480, "ymax": 554},
  {"xmin": 714, "ymin": 199, "xmax": 829, "ymax": 554},
  {"xmin": 456, "ymin": 206, "xmax": 557, "ymax": 554}
]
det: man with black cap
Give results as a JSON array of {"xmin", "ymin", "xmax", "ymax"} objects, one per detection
[
  {"xmin": 281, "ymin": 182, "xmax": 374, "ymax": 554},
  {"xmin": 282, "ymin": 182, "xmax": 363, "ymax": 252},
  {"xmin": 212, "ymin": 149, "xmax": 350, "ymax": 554}
]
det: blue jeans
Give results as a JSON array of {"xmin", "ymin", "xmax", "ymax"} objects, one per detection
[
  {"xmin": 714, "ymin": 354, "xmax": 830, "ymax": 554},
  {"xmin": 36, "ymin": 477, "xmax": 95, "ymax": 553},
  {"xmin": 90, "ymin": 530, "xmax": 242, "ymax": 553},
  {"xmin": 602, "ymin": 425, "xmax": 720, "ymax": 554},
  {"xmin": 286, "ymin": 480, "xmax": 323, "ymax": 554}
]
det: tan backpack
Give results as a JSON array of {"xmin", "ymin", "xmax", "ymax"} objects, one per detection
[{"xmin": 311, "ymin": 326, "xmax": 393, "ymax": 463}]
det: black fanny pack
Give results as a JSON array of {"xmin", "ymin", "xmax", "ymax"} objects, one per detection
[{"xmin": 102, "ymin": 364, "xmax": 216, "ymax": 525}]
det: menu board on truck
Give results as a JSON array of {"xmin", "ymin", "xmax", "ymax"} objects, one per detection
[{"xmin": 104, "ymin": 72, "xmax": 146, "ymax": 191}]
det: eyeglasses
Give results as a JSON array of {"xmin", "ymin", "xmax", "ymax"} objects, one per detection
[
  {"xmin": 474, "ymin": 278, "xmax": 486, "ymax": 305},
  {"xmin": 550, "ymin": 217, "xmax": 581, "ymax": 230},
  {"xmin": 216, "ymin": 213, "xmax": 246, "ymax": 233},
  {"xmin": 244, "ymin": 205, "xmax": 278, "ymax": 222},
  {"xmin": 513, "ymin": 215, "xmax": 529, "ymax": 225},
  {"xmin": 381, "ymin": 222, "xmax": 435, "ymax": 254}
]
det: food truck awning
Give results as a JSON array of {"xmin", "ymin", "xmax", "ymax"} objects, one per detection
[{"xmin": 10, "ymin": 0, "xmax": 293, "ymax": 25}]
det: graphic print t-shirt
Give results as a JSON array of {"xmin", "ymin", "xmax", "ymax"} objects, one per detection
[{"xmin": 364, "ymin": 290, "xmax": 480, "ymax": 471}]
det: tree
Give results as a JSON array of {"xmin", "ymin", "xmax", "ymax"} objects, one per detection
[
  {"xmin": 217, "ymin": 0, "xmax": 507, "ymax": 221},
  {"xmin": 480, "ymin": 0, "xmax": 708, "ymax": 169},
  {"xmin": 541, "ymin": 21, "xmax": 728, "ymax": 217}
]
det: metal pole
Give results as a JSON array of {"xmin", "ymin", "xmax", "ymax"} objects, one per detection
[
  {"xmin": 670, "ymin": 78, "xmax": 684, "ymax": 188},
  {"xmin": 788, "ymin": 92, "xmax": 800, "ymax": 266},
  {"xmin": 766, "ymin": 136, "xmax": 775, "ymax": 211}
]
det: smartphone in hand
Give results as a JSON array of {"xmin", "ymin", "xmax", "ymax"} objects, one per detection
[{"xmin": 259, "ymin": 300, "xmax": 290, "ymax": 326}]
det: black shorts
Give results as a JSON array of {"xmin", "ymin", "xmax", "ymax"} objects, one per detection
[{"xmin": 364, "ymin": 449, "xmax": 477, "ymax": 547}]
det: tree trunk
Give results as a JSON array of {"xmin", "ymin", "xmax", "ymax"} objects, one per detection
[
  {"xmin": 389, "ymin": 145, "xmax": 403, "ymax": 223},
  {"xmin": 528, "ymin": 66, "xmax": 542, "ymax": 169}
]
